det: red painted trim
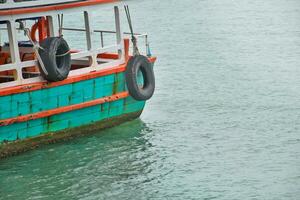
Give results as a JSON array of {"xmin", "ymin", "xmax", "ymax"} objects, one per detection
[
  {"xmin": 0, "ymin": 91, "xmax": 129, "ymax": 127},
  {"xmin": 0, "ymin": 57, "xmax": 156, "ymax": 97},
  {"xmin": 0, "ymin": 0, "xmax": 118, "ymax": 16},
  {"xmin": 97, "ymin": 53, "xmax": 119, "ymax": 60},
  {"xmin": 124, "ymin": 39, "xmax": 130, "ymax": 61},
  {"xmin": 0, "ymin": 64, "xmax": 125, "ymax": 96}
]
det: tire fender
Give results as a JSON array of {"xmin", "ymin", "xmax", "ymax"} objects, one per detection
[
  {"xmin": 38, "ymin": 37, "xmax": 71, "ymax": 82},
  {"xmin": 125, "ymin": 55, "xmax": 155, "ymax": 101}
]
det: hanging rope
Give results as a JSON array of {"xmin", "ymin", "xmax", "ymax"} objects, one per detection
[
  {"xmin": 124, "ymin": 5, "xmax": 140, "ymax": 56},
  {"xmin": 18, "ymin": 20, "xmax": 48, "ymax": 75},
  {"xmin": 19, "ymin": 19, "xmax": 69, "ymax": 57},
  {"xmin": 19, "ymin": 20, "xmax": 44, "ymax": 51},
  {"xmin": 19, "ymin": 20, "xmax": 69, "ymax": 75},
  {"xmin": 56, "ymin": 50, "xmax": 71, "ymax": 57},
  {"xmin": 55, "ymin": 14, "xmax": 71, "ymax": 57}
]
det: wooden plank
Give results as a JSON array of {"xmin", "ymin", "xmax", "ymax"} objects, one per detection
[{"xmin": 0, "ymin": 91, "xmax": 129, "ymax": 126}]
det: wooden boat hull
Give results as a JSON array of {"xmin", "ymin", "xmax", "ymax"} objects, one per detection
[
  {"xmin": 0, "ymin": 61, "xmax": 155, "ymax": 159},
  {"xmin": 0, "ymin": 110, "xmax": 142, "ymax": 159}
]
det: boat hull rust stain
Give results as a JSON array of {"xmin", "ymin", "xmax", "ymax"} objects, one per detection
[{"xmin": 0, "ymin": 110, "xmax": 142, "ymax": 159}]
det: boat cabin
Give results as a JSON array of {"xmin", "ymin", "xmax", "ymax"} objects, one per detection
[{"xmin": 0, "ymin": 0, "xmax": 149, "ymax": 88}]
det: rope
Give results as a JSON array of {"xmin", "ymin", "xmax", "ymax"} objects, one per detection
[
  {"xmin": 56, "ymin": 50, "xmax": 71, "ymax": 57},
  {"xmin": 124, "ymin": 5, "xmax": 140, "ymax": 56},
  {"xmin": 18, "ymin": 21, "xmax": 44, "ymax": 51},
  {"xmin": 18, "ymin": 21, "xmax": 48, "ymax": 75},
  {"xmin": 19, "ymin": 21, "xmax": 70, "ymax": 59}
]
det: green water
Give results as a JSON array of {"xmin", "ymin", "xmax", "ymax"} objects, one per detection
[{"xmin": 1, "ymin": 0, "xmax": 300, "ymax": 199}]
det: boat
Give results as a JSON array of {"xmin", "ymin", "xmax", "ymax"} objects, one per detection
[{"xmin": 0, "ymin": 0, "xmax": 156, "ymax": 158}]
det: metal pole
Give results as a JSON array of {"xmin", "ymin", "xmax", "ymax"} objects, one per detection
[
  {"xmin": 84, "ymin": 11, "xmax": 93, "ymax": 50},
  {"xmin": 7, "ymin": 20, "xmax": 22, "ymax": 83},
  {"xmin": 145, "ymin": 35, "xmax": 148, "ymax": 55},
  {"xmin": 114, "ymin": 6, "xmax": 123, "ymax": 59},
  {"xmin": 100, "ymin": 32, "xmax": 104, "ymax": 47},
  {"xmin": 46, "ymin": 16, "xmax": 54, "ymax": 37}
]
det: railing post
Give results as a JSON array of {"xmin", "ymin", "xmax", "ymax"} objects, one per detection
[
  {"xmin": 84, "ymin": 11, "xmax": 97, "ymax": 68},
  {"xmin": 84, "ymin": 11, "xmax": 93, "ymax": 50},
  {"xmin": 100, "ymin": 32, "xmax": 104, "ymax": 47},
  {"xmin": 124, "ymin": 38, "xmax": 129, "ymax": 61},
  {"xmin": 7, "ymin": 20, "xmax": 22, "ymax": 84},
  {"xmin": 114, "ymin": 6, "xmax": 123, "ymax": 61},
  {"xmin": 46, "ymin": 16, "xmax": 54, "ymax": 37}
]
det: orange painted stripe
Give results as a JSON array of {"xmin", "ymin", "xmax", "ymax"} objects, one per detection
[
  {"xmin": 0, "ymin": 64, "xmax": 125, "ymax": 96},
  {"xmin": 0, "ymin": 91, "xmax": 129, "ymax": 127},
  {"xmin": 0, "ymin": 57, "xmax": 156, "ymax": 97},
  {"xmin": 0, "ymin": 0, "xmax": 118, "ymax": 16}
]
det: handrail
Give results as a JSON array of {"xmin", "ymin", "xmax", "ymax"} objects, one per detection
[
  {"xmin": 71, "ymin": 44, "xmax": 119, "ymax": 59},
  {"xmin": 0, "ymin": 6, "xmax": 126, "ymax": 89},
  {"xmin": 0, "ymin": 60, "xmax": 37, "ymax": 72},
  {"xmin": 62, "ymin": 27, "xmax": 146, "ymax": 36},
  {"xmin": 62, "ymin": 27, "xmax": 149, "ymax": 54}
]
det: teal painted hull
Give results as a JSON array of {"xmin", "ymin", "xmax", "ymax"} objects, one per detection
[{"xmin": 0, "ymin": 71, "xmax": 146, "ymax": 147}]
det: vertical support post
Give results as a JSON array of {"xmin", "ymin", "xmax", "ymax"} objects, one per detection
[
  {"xmin": 145, "ymin": 35, "xmax": 148, "ymax": 55},
  {"xmin": 84, "ymin": 11, "xmax": 93, "ymax": 51},
  {"xmin": 46, "ymin": 16, "xmax": 54, "ymax": 37},
  {"xmin": 100, "ymin": 32, "xmax": 104, "ymax": 47},
  {"xmin": 7, "ymin": 20, "xmax": 22, "ymax": 83},
  {"xmin": 58, "ymin": 14, "xmax": 64, "ymax": 36},
  {"xmin": 7, "ymin": 20, "xmax": 20, "ymax": 64},
  {"xmin": 124, "ymin": 38, "xmax": 129, "ymax": 61},
  {"xmin": 114, "ymin": 6, "xmax": 123, "ymax": 60},
  {"xmin": 84, "ymin": 11, "xmax": 97, "ymax": 68}
]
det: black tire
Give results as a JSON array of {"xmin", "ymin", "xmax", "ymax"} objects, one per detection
[
  {"xmin": 125, "ymin": 55, "xmax": 155, "ymax": 101},
  {"xmin": 38, "ymin": 37, "xmax": 71, "ymax": 82}
]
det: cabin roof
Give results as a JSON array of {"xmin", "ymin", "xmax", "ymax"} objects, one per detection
[{"xmin": 0, "ymin": 0, "xmax": 117, "ymax": 17}]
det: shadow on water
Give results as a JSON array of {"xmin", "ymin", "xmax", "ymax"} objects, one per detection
[{"xmin": 0, "ymin": 119, "xmax": 157, "ymax": 199}]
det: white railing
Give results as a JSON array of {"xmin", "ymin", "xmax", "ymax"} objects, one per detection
[
  {"xmin": 63, "ymin": 27, "xmax": 150, "ymax": 56},
  {"xmin": 0, "ymin": 6, "xmax": 125, "ymax": 89},
  {"xmin": 0, "ymin": 43, "xmax": 124, "ymax": 89}
]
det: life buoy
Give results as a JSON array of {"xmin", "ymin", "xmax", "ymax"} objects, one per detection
[
  {"xmin": 125, "ymin": 55, "xmax": 155, "ymax": 101},
  {"xmin": 38, "ymin": 37, "xmax": 71, "ymax": 82},
  {"xmin": 31, "ymin": 18, "xmax": 48, "ymax": 42}
]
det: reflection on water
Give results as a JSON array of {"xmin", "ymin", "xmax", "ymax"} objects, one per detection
[{"xmin": 0, "ymin": 120, "xmax": 160, "ymax": 199}]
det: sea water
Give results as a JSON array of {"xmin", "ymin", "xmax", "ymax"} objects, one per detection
[{"xmin": 0, "ymin": 0, "xmax": 300, "ymax": 199}]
